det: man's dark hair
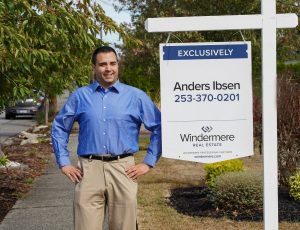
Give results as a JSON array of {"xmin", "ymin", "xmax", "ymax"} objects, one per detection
[{"xmin": 92, "ymin": 46, "xmax": 118, "ymax": 65}]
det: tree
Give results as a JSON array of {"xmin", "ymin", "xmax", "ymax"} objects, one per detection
[
  {"xmin": 0, "ymin": 0, "xmax": 135, "ymax": 123},
  {"xmin": 114, "ymin": 0, "xmax": 299, "ymax": 100}
]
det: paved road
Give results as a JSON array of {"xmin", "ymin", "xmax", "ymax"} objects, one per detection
[
  {"xmin": 0, "ymin": 91, "xmax": 69, "ymax": 144},
  {"xmin": 0, "ymin": 113, "xmax": 36, "ymax": 143}
]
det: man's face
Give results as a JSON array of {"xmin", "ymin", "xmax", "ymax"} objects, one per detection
[{"xmin": 93, "ymin": 51, "xmax": 119, "ymax": 88}]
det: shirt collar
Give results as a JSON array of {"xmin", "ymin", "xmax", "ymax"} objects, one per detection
[{"xmin": 91, "ymin": 80, "xmax": 122, "ymax": 93}]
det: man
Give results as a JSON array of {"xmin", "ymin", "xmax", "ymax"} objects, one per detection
[{"xmin": 51, "ymin": 46, "xmax": 162, "ymax": 230}]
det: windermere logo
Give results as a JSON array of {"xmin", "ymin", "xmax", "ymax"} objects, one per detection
[
  {"xmin": 201, "ymin": 126, "xmax": 213, "ymax": 133},
  {"xmin": 180, "ymin": 127, "xmax": 235, "ymax": 143}
]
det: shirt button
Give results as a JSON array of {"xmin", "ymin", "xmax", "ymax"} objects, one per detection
[
  {"xmin": 104, "ymin": 146, "xmax": 106, "ymax": 148},
  {"xmin": 103, "ymin": 132, "xmax": 106, "ymax": 135},
  {"xmin": 103, "ymin": 106, "xmax": 106, "ymax": 109},
  {"xmin": 103, "ymin": 119, "xmax": 106, "ymax": 122}
]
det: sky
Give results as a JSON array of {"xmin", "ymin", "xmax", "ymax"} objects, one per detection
[{"xmin": 98, "ymin": 0, "xmax": 131, "ymax": 45}]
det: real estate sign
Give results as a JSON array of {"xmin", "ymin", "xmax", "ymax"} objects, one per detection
[{"xmin": 160, "ymin": 42, "xmax": 253, "ymax": 163}]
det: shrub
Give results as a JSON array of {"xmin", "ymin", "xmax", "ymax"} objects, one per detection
[
  {"xmin": 0, "ymin": 155, "xmax": 9, "ymax": 166},
  {"xmin": 254, "ymin": 68, "xmax": 300, "ymax": 186},
  {"xmin": 212, "ymin": 171, "xmax": 263, "ymax": 214},
  {"xmin": 204, "ymin": 159, "xmax": 244, "ymax": 189},
  {"xmin": 289, "ymin": 170, "xmax": 300, "ymax": 201},
  {"xmin": 277, "ymin": 72, "xmax": 300, "ymax": 186}
]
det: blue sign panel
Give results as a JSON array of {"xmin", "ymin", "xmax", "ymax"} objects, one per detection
[{"xmin": 163, "ymin": 44, "xmax": 248, "ymax": 60}]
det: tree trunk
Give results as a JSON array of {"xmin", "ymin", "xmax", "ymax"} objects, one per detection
[
  {"xmin": 49, "ymin": 95, "xmax": 59, "ymax": 114},
  {"xmin": 44, "ymin": 96, "xmax": 49, "ymax": 125}
]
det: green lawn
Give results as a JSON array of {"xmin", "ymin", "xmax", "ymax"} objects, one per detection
[{"xmin": 136, "ymin": 136, "xmax": 300, "ymax": 230}]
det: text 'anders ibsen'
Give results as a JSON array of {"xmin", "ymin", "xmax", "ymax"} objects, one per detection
[{"xmin": 173, "ymin": 81, "xmax": 240, "ymax": 91}]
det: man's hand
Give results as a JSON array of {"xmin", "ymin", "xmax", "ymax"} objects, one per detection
[
  {"xmin": 61, "ymin": 165, "xmax": 83, "ymax": 183},
  {"xmin": 126, "ymin": 163, "xmax": 151, "ymax": 180}
]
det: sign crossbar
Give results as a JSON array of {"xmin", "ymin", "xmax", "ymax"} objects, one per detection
[{"xmin": 145, "ymin": 14, "xmax": 297, "ymax": 32}]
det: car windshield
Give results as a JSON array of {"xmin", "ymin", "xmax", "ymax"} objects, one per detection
[{"xmin": 15, "ymin": 99, "xmax": 36, "ymax": 107}]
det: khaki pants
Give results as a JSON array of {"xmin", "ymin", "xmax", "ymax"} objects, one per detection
[{"xmin": 74, "ymin": 156, "xmax": 138, "ymax": 230}]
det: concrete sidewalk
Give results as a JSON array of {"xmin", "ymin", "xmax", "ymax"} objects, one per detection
[{"xmin": 0, "ymin": 134, "xmax": 83, "ymax": 230}]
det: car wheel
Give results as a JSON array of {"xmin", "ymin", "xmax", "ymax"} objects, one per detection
[{"xmin": 5, "ymin": 113, "xmax": 10, "ymax": 119}]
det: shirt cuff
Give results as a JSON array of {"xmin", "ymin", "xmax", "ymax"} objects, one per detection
[
  {"xmin": 143, "ymin": 153, "xmax": 157, "ymax": 168},
  {"xmin": 57, "ymin": 156, "xmax": 71, "ymax": 168}
]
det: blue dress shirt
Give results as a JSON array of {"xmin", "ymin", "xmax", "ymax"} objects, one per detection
[{"xmin": 51, "ymin": 80, "xmax": 162, "ymax": 168}]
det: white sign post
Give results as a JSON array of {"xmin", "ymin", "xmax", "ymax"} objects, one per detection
[
  {"xmin": 160, "ymin": 41, "xmax": 253, "ymax": 163},
  {"xmin": 145, "ymin": 2, "xmax": 298, "ymax": 229}
]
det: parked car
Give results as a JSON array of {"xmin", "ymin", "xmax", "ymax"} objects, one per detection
[{"xmin": 5, "ymin": 98, "xmax": 40, "ymax": 119}]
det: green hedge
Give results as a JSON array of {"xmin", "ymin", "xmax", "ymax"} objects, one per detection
[
  {"xmin": 212, "ymin": 171, "xmax": 263, "ymax": 214},
  {"xmin": 289, "ymin": 170, "xmax": 300, "ymax": 201},
  {"xmin": 204, "ymin": 159, "xmax": 244, "ymax": 189}
]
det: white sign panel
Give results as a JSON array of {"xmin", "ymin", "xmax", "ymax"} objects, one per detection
[{"xmin": 160, "ymin": 42, "xmax": 253, "ymax": 163}]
